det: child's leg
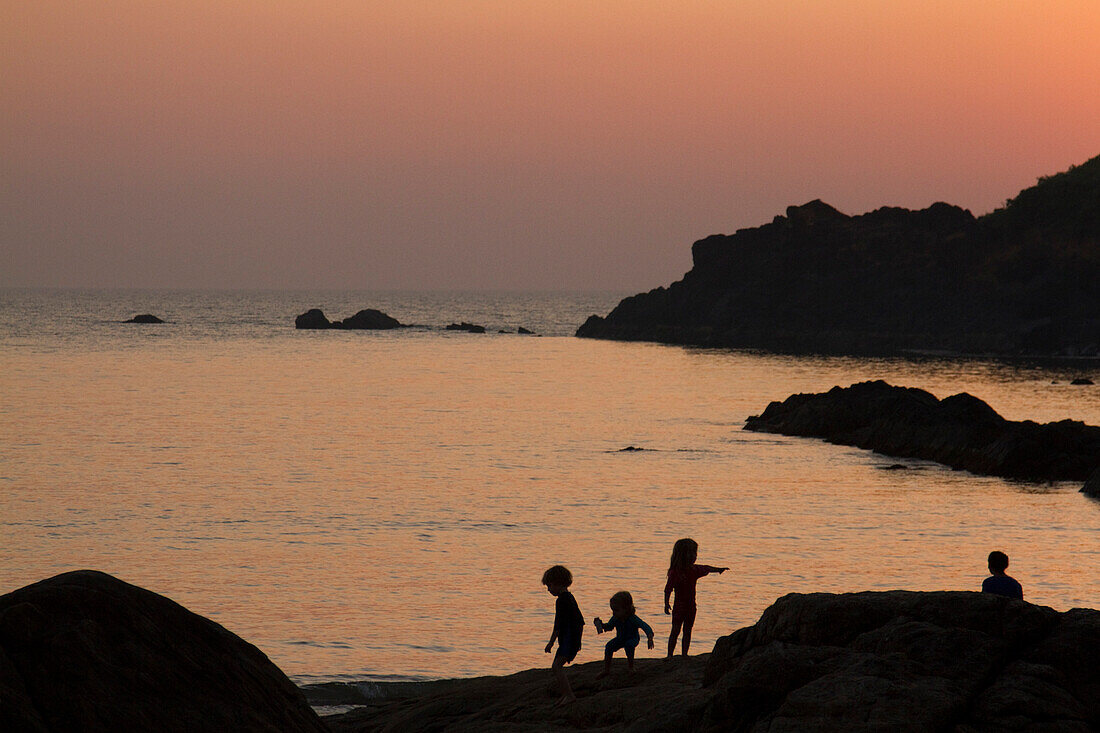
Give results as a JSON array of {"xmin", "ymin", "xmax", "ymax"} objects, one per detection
[
  {"xmin": 625, "ymin": 644, "xmax": 636, "ymax": 671},
  {"xmin": 681, "ymin": 609, "xmax": 697, "ymax": 655},
  {"xmin": 598, "ymin": 639, "xmax": 619, "ymax": 678},
  {"xmin": 667, "ymin": 618, "xmax": 683, "ymax": 658},
  {"xmin": 552, "ymin": 654, "xmax": 575, "ymax": 702}
]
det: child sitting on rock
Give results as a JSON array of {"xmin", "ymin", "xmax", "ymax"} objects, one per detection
[
  {"xmin": 981, "ymin": 550, "xmax": 1023, "ymax": 599},
  {"xmin": 594, "ymin": 591, "xmax": 654, "ymax": 678}
]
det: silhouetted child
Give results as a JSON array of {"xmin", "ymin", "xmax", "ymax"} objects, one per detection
[
  {"xmin": 981, "ymin": 550, "xmax": 1023, "ymax": 599},
  {"xmin": 542, "ymin": 565, "xmax": 584, "ymax": 705},
  {"xmin": 664, "ymin": 538, "xmax": 728, "ymax": 658},
  {"xmin": 593, "ymin": 591, "xmax": 654, "ymax": 678}
]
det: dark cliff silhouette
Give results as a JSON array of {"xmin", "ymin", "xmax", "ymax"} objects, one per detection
[{"xmin": 577, "ymin": 155, "xmax": 1100, "ymax": 357}]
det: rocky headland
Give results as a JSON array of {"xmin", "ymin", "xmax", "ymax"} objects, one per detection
[
  {"xmin": 744, "ymin": 380, "xmax": 1100, "ymax": 488},
  {"xmin": 6, "ymin": 571, "xmax": 1098, "ymax": 732},
  {"xmin": 577, "ymin": 155, "xmax": 1100, "ymax": 357}
]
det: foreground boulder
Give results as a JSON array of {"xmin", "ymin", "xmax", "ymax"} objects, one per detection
[
  {"xmin": 703, "ymin": 591, "xmax": 1100, "ymax": 732},
  {"xmin": 744, "ymin": 380, "xmax": 1100, "ymax": 485},
  {"xmin": 323, "ymin": 591, "xmax": 1099, "ymax": 731},
  {"xmin": 123, "ymin": 314, "xmax": 164, "ymax": 323},
  {"xmin": 0, "ymin": 570, "xmax": 327, "ymax": 733}
]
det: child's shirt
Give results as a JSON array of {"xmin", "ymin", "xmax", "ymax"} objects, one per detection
[
  {"xmin": 665, "ymin": 564, "xmax": 722, "ymax": 610},
  {"xmin": 981, "ymin": 574, "xmax": 1023, "ymax": 599},
  {"xmin": 601, "ymin": 613, "xmax": 653, "ymax": 644},
  {"xmin": 554, "ymin": 590, "xmax": 584, "ymax": 649}
]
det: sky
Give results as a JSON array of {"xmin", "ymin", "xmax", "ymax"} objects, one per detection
[{"xmin": 3, "ymin": 1, "xmax": 1098, "ymax": 291}]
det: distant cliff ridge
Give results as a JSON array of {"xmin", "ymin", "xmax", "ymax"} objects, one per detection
[{"xmin": 577, "ymin": 155, "xmax": 1100, "ymax": 357}]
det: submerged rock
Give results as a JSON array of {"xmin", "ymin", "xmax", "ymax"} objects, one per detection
[
  {"xmin": 445, "ymin": 322, "xmax": 486, "ymax": 333},
  {"xmin": 745, "ymin": 380, "xmax": 1100, "ymax": 484},
  {"xmin": 0, "ymin": 570, "xmax": 327, "ymax": 733},
  {"xmin": 123, "ymin": 314, "xmax": 164, "ymax": 323}
]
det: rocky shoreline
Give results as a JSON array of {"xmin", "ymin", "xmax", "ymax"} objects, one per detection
[
  {"xmin": 744, "ymin": 380, "xmax": 1100, "ymax": 491},
  {"xmin": 4, "ymin": 571, "xmax": 1099, "ymax": 731}
]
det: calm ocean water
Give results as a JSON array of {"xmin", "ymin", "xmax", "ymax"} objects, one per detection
[{"xmin": 2, "ymin": 289, "xmax": 1098, "ymax": 687}]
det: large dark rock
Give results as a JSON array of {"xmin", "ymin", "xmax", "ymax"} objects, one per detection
[
  {"xmin": 323, "ymin": 591, "xmax": 1100, "ymax": 732},
  {"xmin": 295, "ymin": 308, "xmax": 332, "ymax": 329},
  {"xmin": 123, "ymin": 314, "xmax": 164, "ymax": 324},
  {"xmin": 295, "ymin": 308, "xmax": 402, "ymax": 330},
  {"xmin": 577, "ymin": 155, "xmax": 1100, "ymax": 357},
  {"xmin": 0, "ymin": 570, "xmax": 327, "ymax": 733},
  {"xmin": 702, "ymin": 591, "xmax": 1100, "ymax": 732},
  {"xmin": 338, "ymin": 309, "xmax": 401, "ymax": 330},
  {"xmin": 744, "ymin": 380, "xmax": 1100, "ymax": 484}
]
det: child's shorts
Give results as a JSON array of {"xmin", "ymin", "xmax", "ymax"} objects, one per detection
[
  {"xmin": 671, "ymin": 605, "xmax": 697, "ymax": 627},
  {"xmin": 555, "ymin": 642, "xmax": 580, "ymax": 664},
  {"xmin": 604, "ymin": 636, "xmax": 640, "ymax": 654}
]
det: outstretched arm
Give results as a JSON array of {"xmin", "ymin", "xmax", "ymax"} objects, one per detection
[
  {"xmin": 702, "ymin": 565, "xmax": 729, "ymax": 575},
  {"xmin": 638, "ymin": 617, "xmax": 655, "ymax": 648}
]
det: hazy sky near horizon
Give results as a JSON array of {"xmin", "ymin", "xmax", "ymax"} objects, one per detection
[{"xmin": 3, "ymin": 1, "xmax": 1098, "ymax": 291}]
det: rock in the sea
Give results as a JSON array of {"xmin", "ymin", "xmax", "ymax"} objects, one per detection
[
  {"xmin": 1071, "ymin": 377, "xmax": 1095, "ymax": 385},
  {"xmin": 123, "ymin": 314, "xmax": 164, "ymax": 323},
  {"xmin": 445, "ymin": 322, "xmax": 486, "ymax": 333},
  {"xmin": 338, "ymin": 309, "xmax": 401, "ymax": 330},
  {"xmin": 0, "ymin": 570, "xmax": 327, "ymax": 733},
  {"xmin": 295, "ymin": 308, "xmax": 332, "ymax": 329},
  {"xmin": 295, "ymin": 308, "xmax": 403, "ymax": 330},
  {"xmin": 745, "ymin": 380, "xmax": 1100, "ymax": 483},
  {"xmin": 1085, "ymin": 467, "xmax": 1100, "ymax": 497},
  {"xmin": 517, "ymin": 326, "xmax": 534, "ymax": 335},
  {"xmin": 325, "ymin": 590, "xmax": 1100, "ymax": 732}
]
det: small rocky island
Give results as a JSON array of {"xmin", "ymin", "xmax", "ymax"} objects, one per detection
[
  {"xmin": 122, "ymin": 314, "xmax": 165, "ymax": 323},
  {"xmin": 744, "ymin": 381, "xmax": 1100, "ymax": 487},
  {"xmin": 295, "ymin": 308, "xmax": 402, "ymax": 330},
  {"xmin": 5, "ymin": 571, "xmax": 1098, "ymax": 731},
  {"xmin": 578, "ymin": 155, "xmax": 1100, "ymax": 357}
]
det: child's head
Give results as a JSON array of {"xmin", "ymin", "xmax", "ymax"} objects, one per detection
[
  {"xmin": 609, "ymin": 590, "xmax": 635, "ymax": 617},
  {"xmin": 669, "ymin": 538, "xmax": 699, "ymax": 571},
  {"xmin": 542, "ymin": 565, "xmax": 573, "ymax": 593},
  {"xmin": 987, "ymin": 551, "xmax": 1009, "ymax": 574}
]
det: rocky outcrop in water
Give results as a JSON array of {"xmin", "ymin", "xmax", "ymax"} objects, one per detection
[
  {"xmin": 295, "ymin": 308, "xmax": 402, "ymax": 330},
  {"xmin": 744, "ymin": 381, "xmax": 1100, "ymax": 486},
  {"xmin": 123, "ymin": 314, "xmax": 164, "ymax": 323},
  {"xmin": 324, "ymin": 591, "xmax": 1100, "ymax": 731},
  {"xmin": 0, "ymin": 570, "xmax": 327, "ymax": 733},
  {"xmin": 446, "ymin": 322, "xmax": 486, "ymax": 333},
  {"xmin": 1084, "ymin": 467, "xmax": 1100, "ymax": 498},
  {"xmin": 577, "ymin": 155, "xmax": 1100, "ymax": 357}
]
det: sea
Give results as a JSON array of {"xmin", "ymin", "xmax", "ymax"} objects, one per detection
[{"xmin": 2, "ymin": 288, "xmax": 1098, "ymax": 694}]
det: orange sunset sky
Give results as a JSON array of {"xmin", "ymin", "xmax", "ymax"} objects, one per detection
[{"xmin": 2, "ymin": 1, "xmax": 1098, "ymax": 290}]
